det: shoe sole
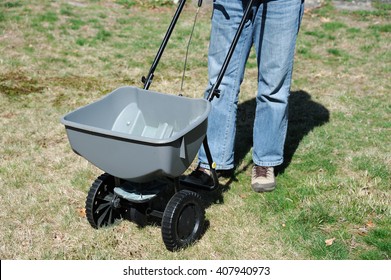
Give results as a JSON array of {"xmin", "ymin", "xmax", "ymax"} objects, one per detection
[{"xmin": 251, "ymin": 182, "xmax": 276, "ymax": 193}]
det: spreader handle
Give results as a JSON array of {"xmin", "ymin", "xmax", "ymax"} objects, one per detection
[{"xmin": 142, "ymin": 0, "xmax": 188, "ymax": 90}]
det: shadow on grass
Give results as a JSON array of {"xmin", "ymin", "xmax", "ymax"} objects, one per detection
[
  {"xmin": 222, "ymin": 90, "xmax": 330, "ymax": 186},
  {"xmin": 279, "ymin": 90, "xmax": 330, "ymax": 174}
]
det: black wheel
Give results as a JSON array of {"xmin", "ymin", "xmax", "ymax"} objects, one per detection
[
  {"xmin": 161, "ymin": 190, "xmax": 205, "ymax": 251},
  {"xmin": 85, "ymin": 173, "xmax": 122, "ymax": 228}
]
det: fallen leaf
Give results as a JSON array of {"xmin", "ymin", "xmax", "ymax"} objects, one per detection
[
  {"xmin": 77, "ymin": 207, "xmax": 86, "ymax": 218},
  {"xmin": 366, "ymin": 221, "xmax": 375, "ymax": 228},
  {"xmin": 325, "ymin": 238, "xmax": 336, "ymax": 246}
]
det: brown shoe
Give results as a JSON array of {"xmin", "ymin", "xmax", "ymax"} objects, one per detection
[
  {"xmin": 251, "ymin": 166, "xmax": 276, "ymax": 192},
  {"xmin": 182, "ymin": 166, "xmax": 233, "ymax": 187}
]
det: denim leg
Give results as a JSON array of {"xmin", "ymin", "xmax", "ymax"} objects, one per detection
[
  {"xmin": 252, "ymin": 0, "xmax": 304, "ymax": 167},
  {"xmin": 198, "ymin": 0, "xmax": 254, "ymax": 170}
]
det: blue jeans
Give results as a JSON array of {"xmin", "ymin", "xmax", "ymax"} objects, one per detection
[{"xmin": 198, "ymin": 0, "xmax": 304, "ymax": 170}]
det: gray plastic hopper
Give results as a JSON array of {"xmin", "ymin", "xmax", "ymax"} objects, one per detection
[{"xmin": 61, "ymin": 86, "xmax": 211, "ymax": 182}]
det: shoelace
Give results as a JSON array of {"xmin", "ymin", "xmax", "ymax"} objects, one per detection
[{"xmin": 252, "ymin": 166, "xmax": 269, "ymax": 178}]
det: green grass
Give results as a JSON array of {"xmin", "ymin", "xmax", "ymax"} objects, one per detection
[
  {"xmin": 362, "ymin": 227, "xmax": 391, "ymax": 259},
  {"xmin": 0, "ymin": 0, "xmax": 390, "ymax": 260}
]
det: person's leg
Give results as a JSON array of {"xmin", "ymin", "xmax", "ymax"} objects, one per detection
[
  {"xmin": 250, "ymin": 0, "xmax": 304, "ymax": 192},
  {"xmin": 252, "ymin": 0, "xmax": 304, "ymax": 167},
  {"xmin": 198, "ymin": 0, "xmax": 255, "ymax": 171}
]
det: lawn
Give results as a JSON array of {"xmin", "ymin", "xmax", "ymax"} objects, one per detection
[{"xmin": 0, "ymin": 0, "xmax": 390, "ymax": 259}]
